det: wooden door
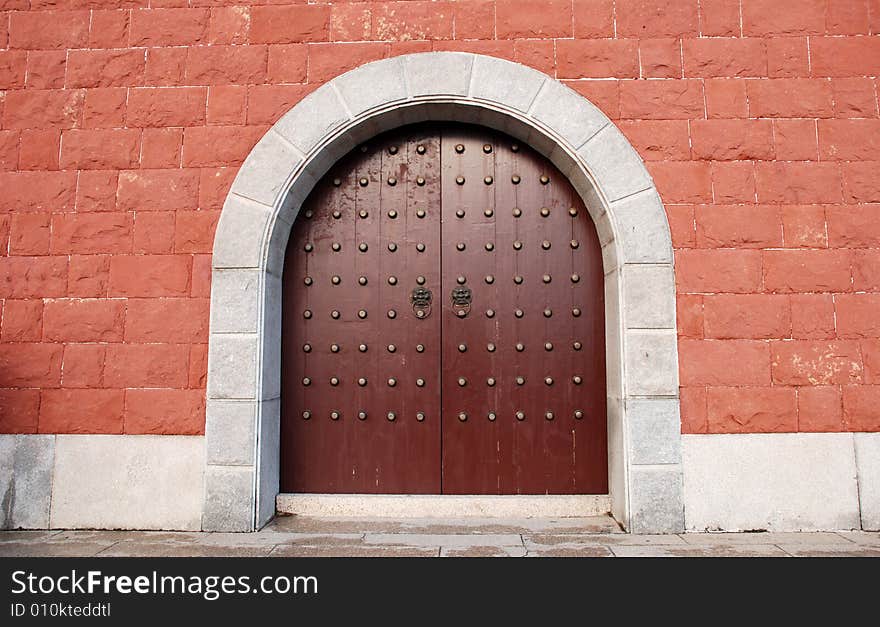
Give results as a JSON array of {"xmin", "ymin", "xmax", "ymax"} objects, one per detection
[{"xmin": 281, "ymin": 124, "xmax": 607, "ymax": 495}]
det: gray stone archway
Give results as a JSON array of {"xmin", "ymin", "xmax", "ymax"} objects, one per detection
[{"xmin": 204, "ymin": 52, "xmax": 683, "ymax": 533}]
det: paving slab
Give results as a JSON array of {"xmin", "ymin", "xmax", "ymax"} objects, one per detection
[
  {"xmin": 270, "ymin": 545, "xmax": 438, "ymax": 557},
  {"xmin": 96, "ymin": 543, "xmax": 275, "ymax": 558},
  {"xmin": 0, "ymin": 541, "xmax": 117, "ymax": 557},
  {"xmin": 835, "ymin": 531, "xmax": 880, "ymax": 547},
  {"xmin": 779, "ymin": 546, "xmax": 880, "ymax": 557},
  {"xmin": 678, "ymin": 532, "xmax": 852, "ymax": 546},
  {"xmin": 364, "ymin": 533, "xmax": 523, "ymax": 548},
  {"xmin": 524, "ymin": 533, "xmax": 687, "ymax": 549},
  {"xmin": 441, "ymin": 545, "xmax": 528, "ymax": 557},
  {"xmin": 611, "ymin": 545, "xmax": 790, "ymax": 557},
  {"xmin": 525, "ymin": 546, "xmax": 615, "ymax": 557},
  {"xmin": 268, "ymin": 515, "xmax": 619, "ymax": 535}
]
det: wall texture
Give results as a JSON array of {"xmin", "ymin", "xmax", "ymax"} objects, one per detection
[{"xmin": 0, "ymin": 0, "xmax": 879, "ymax": 437}]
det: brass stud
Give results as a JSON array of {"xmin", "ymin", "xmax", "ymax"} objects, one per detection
[
  {"xmin": 484, "ymin": 176, "xmax": 493, "ymax": 185},
  {"xmin": 387, "ymin": 411, "xmax": 396, "ymax": 422},
  {"xmin": 542, "ymin": 240, "xmax": 551, "ymax": 250},
  {"xmin": 458, "ymin": 412, "xmax": 467, "ymax": 422},
  {"xmin": 304, "ymin": 243, "xmax": 313, "ymax": 252},
  {"xmin": 303, "ymin": 343, "xmax": 312, "ymax": 353},
  {"xmin": 417, "ymin": 209, "xmax": 426, "ymax": 219},
  {"xmin": 388, "ymin": 209, "xmax": 398, "ymax": 219},
  {"xmin": 571, "ymin": 274, "xmax": 580, "ymax": 283},
  {"xmin": 456, "ymin": 276, "xmax": 466, "ymax": 285},
  {"xmin": 515, "ymin": 309, "xmax": 524, "ymax": 318},
  {"xmin": 569, "ymin": 207, "xmax": 578, "ymax": 217},
  {"xmin": 516, "ymin": 376, "xmax": 525, "ymax": 386},
  {"xmin": 416, "ymin": 309, "xmax": 426, "ymax": 318},
  {"xmin": 302, "ymin": 377, "xmax": 311, "ymax": 386},
  {"xmin": 483, "ymin": 143, "xmax": 492, "ymax": 153},
  {"xmin": 304, "ymin": 210, "xmax": 313, "ymax": 219},
  {"xmin": 388, "ymin": 145, "xmax": 398, "ymax": 155},
  {"xmin": 516, "ymin": 342, "xmax": 524, "ymax": 352},
  {"xmin": 359, "ymin": 177, "xmax": 368, "ymax": 187},
  {"xmin": 359, "ymin": 276, "xmax": 368, "ymax": 286},
  {"xmin": 388, "ymin": 309, "xmax": 397, "ymax": 319},
  {"xmin": 332, "ymin": 210, "xmax": 341, "ymax": 219},
  {"xmin": 416, "ymin": 378, "xmax": 425, "ymax": 387},
  {"xmin": 330, "ymin": 344, "xmax": 340, "ymax": 353},
  {"xmin": 486, "ymin": 309, "xmax": 495, "ymax": 318},
  {"xmin": 455, "ymin": 144, "xmax": 465, "ymax": 153},
  {"xmin": 545, "ymin": 342, "xmax": 553, "ymax": 351},
  {"xmin": 516, "ymin": 411, "xmax": 525, "ymax": 420},
  {"xmin": 511, "ymin": 143, "xmax": 520, "ymax": 152},
  {"xmin": 455, "ymin": 344, "xmax": 466, "ymax": 353},
  {"xmin": 456, "ymin": 176, "xmax": 465, "ymax": 185},
  {"xmin": 388, "ymin": 344, "xmax": 396, "ymax": 353},
  {"xmin": 331, "ymin": 411, "xmax": 340, "ymax": 420},
  {"xmin": 543, "ymin": 309, "xmax": 552, "ymax": 318},
  {"xmin": 388, "ymin": 242, "xmax": 398, "ymax": 252},
  {"xmin": 388, "ymin": 276, "xmax": 398, "ymax": 285},
  {"xmin": 416, "ymin": 344, "xmax": 425, "ymax": 353},
  {"xmin": 542, "ymin": 274, "xmax": 551, "ymax": 284},
  {"xmin": 388, "ymin": 378, "xmax": 397, "ymax": 387},
  {"xmin": 417, "ymin": 276, "xmax": 426, "ymax": 285},
  {"xmin": 545, "ymin": 411, "xmax": 554, "ymax": 421},
  {"xmin": 416, "ymin": 176, "xmax": 425, "ymax": 186},
  {"xmin": 358, "ymin": 377, "xmax": 367, "ymax": 386},
  {"xmin": 416, "ymin": 144, "xmax": 426, "ymax": 154},
  {"xmin": 487, "ymin": 377, "xmax": 496, "ymax": 386},
  {"xmin": 358, "ymin": 411, "xmax": 367, "ymax": 420},
  {"xmin": 332, "ymin": 242, "xmax": 341, "ymax": 252},
  {"xmin": 572, "ymin": 375, "xmax": 583, "ymax": 385},
  {"xmin": 331, "ymin": 310, "xmax": 340, "ymax": 319},
  {"xmin": 456, "ymin": 209, "xmax": 465, "ymax": 218},
  {"xmin": 511, "ymin": 175, "xmax": 521, "ymax": 184},
  {"xmin": 330, "ymin": 377, "xmax": 339, "ymax": 386},
  {"xmin": 358, "ymin": 309, "xmax": 367, "ymax": 319},
  {"xmin": 302, "ymin": 410, "xmax": 311, "ymax": 420},
  {"xmin": 457, "ymin": 309, "xmax": 466, "ymax": 317},
  {"xmin": 545, "ymin": 377, "xmax": 553, "ymax": 386},
  {"xmin": 571, "ymin": 239, "xmax": 580, "ymax": 249},
  {"xmin": 359, "ymin": 209, "xmax": 369, "ymax": 219},
  {"xmin": 485, "ymin": 275, "xmax": 494, "ymax": 284},
  {"xmin": 387, "ymin": 177, "xmax": 397, "ymax": 186},
  {"xmin": 513, "ymin": 241, "xmax": 523, "ymax": 250},
  {"xmin": 483, "ymin": 209, "xmax": 493, "ymax": 218},
  {"xmin": 485, "ymin": 242, "xmax": 494, "ymax": 251},
  {"xmin": 513, "ymin": 208, "xmax": 522, "ymax": 217},
  {"xmin": 487, "ymin": 343, "xmax": 496, "ymax": 352},
  {"xmin": 540, "ymin": 207, "xmax": 550, "ymax": 217},
  {"xmin": 572, "ymin": 307, "xmax": 582, "ymax": 317},
  {"xmin": 574, "ymin": 410, "xmax": 584, "ymax": 420},
  {"xmin": 303, "ymin": 310, "xmax": 312, "ymax": 319},
  {"xmin": 359, "ymin": 242, "xmax": 368, "ymax": 252},
  {"xmin": 331, "ymin": 275, "xmax": 341, "ymax": 285},
  {"xmin": 540, "ymin": 175, "xmax": 550, "ymax": 184},
  {"xmin": 458, "ymin": 377, "xmax": 466, "ymax": 387},
  {"xmin": 488, "ymin": 412, "xmax": 497, "ymax": 421},
  {"xmin": 456, "ymin": 242, "xmax": 466, "ymax": 251},
  {"xmin": 359, "ymin": 344, "xmax": 368, "ymax": 352},
  {"xmin": 416, "ymin": 412, "xmax": 426, "ymax": 421},
  {"xmin": 416, "ymin": 242, "xmax": 426, "ymax": 252},
  {"xmin": 514, "ymin": 275, "xmax": 523, "ymax": 284},
  {"xmin": 304, "ymin": 276, "xmax": 313, "ymax": 286},
  {"xmin": 573, "ymin": 341, "xmax": 582, "ymax": 351},
  {"xmin": 333, "ymin": 178, "xmax": 342, "ymax": 186}
]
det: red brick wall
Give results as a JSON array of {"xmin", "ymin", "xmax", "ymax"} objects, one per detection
[{"xmin": 0, "ymin": 0, "xmax": 878, "ymax": 435}]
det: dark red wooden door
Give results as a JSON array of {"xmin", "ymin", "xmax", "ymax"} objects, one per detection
[{"xmin": 281, "ymin": 124, "xmax": 607, "ymax": 495}]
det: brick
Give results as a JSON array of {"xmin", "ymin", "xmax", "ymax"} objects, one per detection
[
  {"xmin": 699, "ymin": 0, "xmax": 740, "ymax": 36},
  {"xmin": 647, "ymin": 161, "xmax": 713, "ymax": 203},
  {"xmin": 3, "ymin": 90, "xmax": 84, "ymax": 130},
  {"xmin": 124, "ymin": 298, "xmax": 208, "ymax": 343},
  {"xmin": 247, "ymin": 84, "xmax": 312, "ymax": 125},
  {"xmin": 811, "ymin": 36, "xmax": 880, "ymax": 77},
  {"xmin": 797, "ymin": 386, "xmax": 844, "ymax": 431},
  {"xmin": 569, "ymin": 0, "xmax": 612, "ymax": 37},
  {"xmin": 666, "ymin": 204, "xmax": 696, "ymax": 247},
  {"xmin": 742, "ymin": 0, "xmax": 825, "ymax": 35},
  {"xmin": 82, "ymin": 88, "xmax": 128, "ymax": 129},
  {"xmin": 51, "ymin": 213, "xmax": 132, "ymax": 255},
  {"xmin": 0, "ymin": 344, "xmax": 62, "ymax": 387},
  {"xmin": 514, "ymin": 40, "xmax": 556, "ymax": 76},
  {"xmin": 0, "ymin": 131, "xmax": 18, "ymax": 170},
  {"xmin": 124, "ymin": 389, "xmax": 205, "ymax": 435},
  {"xmin": 755, "ymin": 162, "xmax": 842, "ymax": 204},
  {"xmin": 76, "ymin": 171, "xmax": 118, "ymax": 213},
  {"xmin": 827, "ymin": 0, "xmax": 870, "ymax": 34},
  {"xmin": 0, "ymin": 50, "xmax": 27, "ymax": 89},
  {"xmin": 711, "ymin": 161, "xmax": 757, "ymax": 204},
  {"xmin": 618, "ymin": 120, "xmax": 690, "ymax": 161},
  {"xmin": 190, "ymin": 254, "xmax": 212, "ymax": 299},
  {"xmin": 267, "ymin": 45, "xmax": 308, "ymax": 84},
  {"xmin": 209, "ymin": 7, "xmax": 249, "ymax": 45},
  {"xmin": 371, "ymin": 1, "xmax": 454, "ymax": 40},
  {"xmin": 679, "ymin": 339, "xmax": 771, "ymax": 385},
  {"xmin": 307, "ymin": 42, "xmax": 388, "ymax": 84},
  {"xmin": 772, "ymin": 340, "xmax": 863, "ymax": 385},
  {"xmin": 843, "ymin": 162, "xmax": 880, "ymax": 202},
  {"xmin": 853, "ymin": 250, "xmax": 880, "ymax": 291},
  {"xmin": 619, "ymin": 79, "xmax": 704, "ymax": 119},
  {"xmin": 67, "ymin": 49, "xmax": 146, "ymax": 88},
  {"xmin": 691, "ymin": 119, "xmax": 774, "ymax": 160},
  {"xmin": 781, "ymin": 205, "xmax": 827, "ymax": 248},
  {"xmin": 766, "ymin": 37, "xmax": 809, "ymax": 78},
  {"xmin": 42, "ymin": 298, "xmax": 125, "ymax": 342},
  {"xmin": 616, "ymin": 0, "xmax": 698, "ymax": 37},
  {"xmin": 108, "ymin": 255, "xmax": 191, "ymax": 297},
  {"xmin": 182, "ymin": 126, "xmax": 263, "ymax": 168},
  {"xmin": 835, "ymin": 294, "xmax": 880, "ymax": 339},
  {"xmin": 704, "ymin": 294, "xmax": 791, "ymax": 339},
  {"xmin": 864, "ymin": 339, "xmax": 880, "ymax": 384},
  {"xmin": 562, "ymin": 80, "xmax": 619, "ymax": 119},
  {"xmin": 188, "ymin": 343, "xmax": 208, "ymax": 388},
  {"xmin": 831, "ymin": 78, "xmax": 878, "ymax": 118},
  {"xmin": 331, "ymin": 2, "xmax": 373, "ymax": 41},
  {"xmin": 556, "ymin": 39, "xmax": 639, "ymax": 79},
  {"xmin": 67, "ymin": 255, "xmax": 110, "ymax": 298},
  {"xmin": 26, "ymin": 51, "xmax": 66, "ymax": 89},
  {"xmin": 126, "ymin": 87, "xmax": 207, "ymax": 127},
  {"xmin": 61, "ymin": 129, "xmax": 141, "ymax": 170},
  {"xmin": 117, "ymin": 169, "xmax": 200, "ymax": 212},
  {"xmin": 683, "ymin": 38, "xmax": 766, "ymax": 78},
  {"xmin": 680, "ymin": 386, "xmax": 708, "ymax": 433},
  {"xmin": 251, "ymin": 4, "xmax": 331, "ymax": 43},
  {"xmin": 638, "ymin": 38, "xmax": 681, "ymax": 79},
  {"xmin": 819, "ymin": 120, "xmax": 880, "ymax": 160},
  {"xmin": 61, "ymin": 344, "xmax": 105, "ymax": 389},
  {"xmin": 186, "ymin": 45, "xmax": 267, "ymax": 84},
  {"xmin": 677, "ymin": 293, "xmax": 704, "ymax": 338},
  {"xmin": 695, "ymin": 205, "xmax": 780, "ymax": 248},
  {"xmin": 0, "ymin": 389, "xmax": 40, "ymax": 433},
  {"xmin": 133, "ymin": 211, "xmax": 175, "ymax": 254},
  {"xmin": 842, "ymin": 386, "xmax": 880, "ymax": 430},
  {"xmin": 705, "ymin": 78, "xmax": 748, "ymax": 118},
  {"xmin": 130, "ymin": 8, "xmax": 209, "ymax": 46},
  {"xmin": 707, "ymin": 386, "xmax": 798, "ymax": 433},
  {"xmin": 9, "ymin": 10, "xmax": 90, "ymax": 49},
  {"xmin": 206, "ymin": 85, "xmax": 246, "ymax": 126},
  {"xmin": 198, "ymin": 167, "xmax": 237, "ymax": 211},
  {"xmin": 1, "ymin": 300, "xmax": 43, "ymax": 341},
  {"xmin": 89, "ymin": 10, "xmax": 130, "ymax": 49},
  {"xmin": 675, "ymin": 249, "xmax": 763, "ymax": 293},
  {"xmin": 145, "ymin": 47, "xmax": 187, "ymax": 86},
  {"xmin": 747, "ymin": 79, "xmax": 833, "ymax": 117},
  {"xmin": 773, "ymin": 119, "xmax": 818, "ymax": 161},
  {"xmin": 39, "ymin": 389, "xmax": 124, "ymax": 434},
  {"xmin": 141, "ymin": 128, "xmax": 182, "ymax": 169},
  {"xmin": 104, "ymin": 343, "xmax": 189, "ymax": 388},
  {"xmin": 764, "ymin": 249, "xmax": 852, "ymax": 293},
  {"xmin": 0, "ymin": 171, "xmax": 76, "ymax": 212},
  {"xmin": 9, "ymin": 213, "xmax": 50, "ymax": 255},
  {"xmin": 494, "ymin": 0, "xmax": 570, "ymax": 37},
  {"xmin": 174, "ymin": 211, "xmax": 219, "ymax": 253},
  {"xmin": 0, "ymin": 257, "xmax": 68, "ymax": 298}
]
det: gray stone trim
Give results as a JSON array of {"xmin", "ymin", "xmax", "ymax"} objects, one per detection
[
  {"xmin": 206, "ymin": 52, "xmax": 684, "ymax": 533},
  {"xmin": 1, "ymin": 435, "xmax": 54, "ymax": 530}
]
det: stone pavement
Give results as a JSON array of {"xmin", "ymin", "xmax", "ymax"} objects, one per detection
[{"xmin": 2, "ymin": 516, "xmax": 879, "ymax": 557}]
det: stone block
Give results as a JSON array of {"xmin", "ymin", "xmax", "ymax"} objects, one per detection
[
  {"xmin": 273, "ymin": 82, "xmax": 351, "ymax": 155},
  {"xmin": 578, "ymin": 124, "xmax": 653, "ymax": 203},
  {"xmin": 625, "ymin": 330, "xmax": 679, "ymax": 396},
  {"xmin": 0, "ymin": 435, "xmax": 55, "ymax": 529},
  {"xmin": 629, "ymin": 465, "xmax": 685, "ymax": 533},
  {"xmin": 230, "ymin": 130, "xmax": 302, "ymax": 207},
  {"xmin": 207, "ymin": 333, "xmax": 258, "ymax": 400},
  {"xmin": 627, "ymin": 398, "xmax": 682, "ymax": 465},
  {"xmin": 855, "ymin": 433, "xmax": 880, "ymax": 530},
  {"xmin": 405, "ymin": 52, "xmax": 472, "ymax": 97},
  {"xmin": 623, "ymin": 264, "xmax": 676, "ymax": 329},
  {"xmin": 257, "ymin": 398, "xmax": 281, "ymax": 529},
  {"xmin": 203, "ymin": 465, "xmax": 255, "ymax": 532},
  {"xmin": 212, "ymin": 195, "xmax": 273, "ymax": 269},
  {"xmin": 334, "ymin": 57, "xmax": 407, "ymax": 117},
  {"xmin": 210, "ymin": 269, "xmax": 262, "ymax": 334},
  {"xmin": 611, "ymin": 189, "xmax": 674, "ymax": 263},
  {"xmin": 471, "ymin": 54, "xmax": 546, "ymax": 113},
  {"xmin": 530, "ymin": 79, "xmax": 609, "ymax": 149},
  {"xmin": 205, "ymin": 400, "xmax": 257, "ymax": 466}
]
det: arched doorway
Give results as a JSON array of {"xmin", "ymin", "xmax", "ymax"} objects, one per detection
[{"xmin": 281, "ymin": 124, "xmax": 607, "ymax": 495}]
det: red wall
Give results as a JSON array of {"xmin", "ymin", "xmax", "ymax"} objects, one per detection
[{"xmin": 0, "ymin": 0, "xmax": 878, "ymax": 435}]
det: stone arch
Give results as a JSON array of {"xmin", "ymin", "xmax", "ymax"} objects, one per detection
[{"xmin": 204, "ymin": 52, "xmax": 683, "ymax": 533}]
